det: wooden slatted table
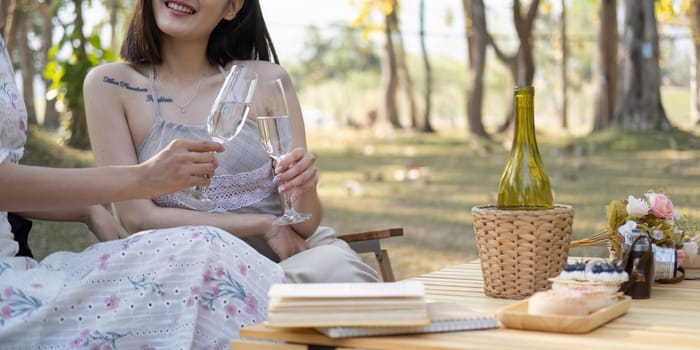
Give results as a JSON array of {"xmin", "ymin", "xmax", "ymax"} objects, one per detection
[{"xmin": 233, "ymin": 260, "xmax": 700, "ymax": 350}]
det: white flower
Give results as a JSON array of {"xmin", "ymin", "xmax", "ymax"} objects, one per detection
[
  {"xmin": 618, "ymin": 220, "xmax": 638, "ymax": 236},
  {"xmin": 651, "ymin": 229, "xmax": 664, "ymax": 240},
  {"xmin": 626, "ymin": 195, "xmax": 650, "ymax": 218},
  {"xmin": 672, "ymin": 210, "xmax": 681, "ymax": 221}
]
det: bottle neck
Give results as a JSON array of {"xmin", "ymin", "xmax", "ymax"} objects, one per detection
[{"xmin": 512, "ymin": 87, "xmax": 536, "ymax": 147}]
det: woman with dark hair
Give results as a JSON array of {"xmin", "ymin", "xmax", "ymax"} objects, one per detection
[
  {"xmin": 0, "ymin": 33, "xmax": 284, "ymax": 348},
  {"xmin": 85, "ymin": 0, "xmax": 378, "ymax": 283}
]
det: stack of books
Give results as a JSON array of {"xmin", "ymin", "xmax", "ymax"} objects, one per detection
[
  {"xmin": 266, "ymin": 281, "xmax": 499, "ymax": 338},
  {"xmin": 266, "ymin": 281, "xmax": 429, "ymax": 328}
]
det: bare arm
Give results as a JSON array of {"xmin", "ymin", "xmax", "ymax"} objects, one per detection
[
  {"xmin": 14, "ymin": 205, "xmax": 129, "ymax": 241},
  {"xmin": 262, "ymin": 64, "xmax": 323, "ymax": 237},
  {"xmin": 0, "ymin": 139, "xmax": 222, "ymax": 212}
]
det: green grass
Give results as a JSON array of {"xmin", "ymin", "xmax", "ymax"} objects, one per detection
[{"xmin": 22, "ymin": 124, "xmax": 700, "ymax": 281}]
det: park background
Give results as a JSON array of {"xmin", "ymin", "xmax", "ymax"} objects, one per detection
[{"xmin": 3, "ymin": 0, "xmax": 699, "ymax": 280}]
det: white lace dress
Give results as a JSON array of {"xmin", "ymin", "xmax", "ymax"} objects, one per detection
[{"xmin": 0, "ymin": 35, "xmax": 285, "ymax": 349}]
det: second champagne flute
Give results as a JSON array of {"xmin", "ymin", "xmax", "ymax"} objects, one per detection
[
  {"xmin": 174, "ymin": 65, "xmax": 258, "ymax": 211},
  {"xmin": 256, "ymin": 78, "xmax": 311, "ymax": 225}
]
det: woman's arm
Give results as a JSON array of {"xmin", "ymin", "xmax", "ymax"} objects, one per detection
[
  {"xmin": 0, "ymin": 139, "xmax": 221, "ymax": 212},
  {"xmin": 14, "ymin": 205, "xmax": 129, "ymax": 241},
  {"xmin": 260, "ymin": 63, "xmax": 323, "ymax": 237}
]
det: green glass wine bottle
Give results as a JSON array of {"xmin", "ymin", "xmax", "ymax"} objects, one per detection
[{"xmin": 497, "ymin": 86, "xmax": 553, "ymax": 210}]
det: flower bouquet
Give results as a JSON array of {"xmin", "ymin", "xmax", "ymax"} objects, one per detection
[{"xmin": 571, "ymin": 191, "xmax": 697, "ymax": 275}]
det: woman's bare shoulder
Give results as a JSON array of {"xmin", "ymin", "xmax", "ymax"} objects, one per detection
[
  {"xmin": 233, "ymin": 60, "xmax": 290, "ymax": 82},
  {"xmin": 85, "ymin": 62, "xmax": 149, "ymax": 90}
]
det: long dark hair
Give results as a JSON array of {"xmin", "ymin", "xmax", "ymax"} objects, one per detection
[{"xmin": 120, "ymin": 0, "xmax": 279, "ymax": 66}]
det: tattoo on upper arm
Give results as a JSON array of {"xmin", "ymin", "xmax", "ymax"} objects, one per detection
[{"xmin": 102, "ymin": 75, "xmax": 173, "ymax": 104}]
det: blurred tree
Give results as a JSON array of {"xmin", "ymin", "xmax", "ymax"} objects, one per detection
[
  {"xmin": 593, "ymin": 0, "xmax": 618, "ymax": 132},
  {"xmin": 463, "ymin": 0, "xmax": 490, "ymax": 138},
  {"xmin": 39, "ymin": 0, "xmax": 60, "ymax": 129},
  {"xmin": 352, "ymin": 0, "xmax": 417, "ymax": 129},
  {"xmin": 686, "ymin": 0, "xmax": 700, "ymax": 126},
  {"xmin": 393, "ymin": 10, "xmax": 418, "ymax": 129},
  {"xmin": 45, "ymin": 0, "xmax": 115, "ymax": 148},
  {"xmin": 1, "ymin": 0, "xmax": 18, "ymax": 54},
  {"xmin": 490, "ymin": 0, "xmax": 541, "ymax": 132},
  {"xmin": 419, "ymin": 0, "xmax": 434, "ymax": 132},
  {"xmin": 16, "ymin": 0, "xmax": 36, "ymax": 125},
  {"xmin": 614, "ymin": 0, "xmax": 671, "ymax": 130},
  {"xmin": 296, "ymin": 22, "xmax": 380, "ymax": 86},
  {"xmin": 558, "ymin": 0, "xmax": 568, "ymax": 129},
  {"xmin": 382, "ymin": 1, "xmax": 401, "ymax": 128}
]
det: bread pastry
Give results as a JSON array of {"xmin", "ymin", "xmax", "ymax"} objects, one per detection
[
  {"xmin": 528, "ymin": 289, "xmax": 590, "ymax": 316},
  {"xmin": 528, "ymin": 286, "xmax": 617, "ymax": 316}
]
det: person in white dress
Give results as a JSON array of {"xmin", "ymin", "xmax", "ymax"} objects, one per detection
[
  {"xmin": 84, "ymin": 0, "xmax": 378, "ymax": 283},
  {"xmin": 0, "ymin": 34, "xmax": 285, "ymax": 349}
]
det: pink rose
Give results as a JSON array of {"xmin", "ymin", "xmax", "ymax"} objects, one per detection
[{"xmin": 648, "ymin": 193, "xmax": 674, "ymax": 218}]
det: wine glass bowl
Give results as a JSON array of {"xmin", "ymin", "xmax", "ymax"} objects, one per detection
[
  {"xmin": 208, "ymin": 66, "xmax": 257, "ymax": 144},
  {"xmin": 175, "ymin": 65, "xmax": 258, "ymax": 211},
  {"xmin": 255, "ymin": 78, "xmax": 311, "ymax": 225}
]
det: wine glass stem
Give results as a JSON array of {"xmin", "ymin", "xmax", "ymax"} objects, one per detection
[{"xmin": 282, "ymin": 191, "xmax": 295, "ymax": 214}]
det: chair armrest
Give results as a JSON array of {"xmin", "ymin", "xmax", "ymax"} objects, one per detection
[{"xmin": 338, "ymin": 228, "xmax": 404, "ymax": 243}]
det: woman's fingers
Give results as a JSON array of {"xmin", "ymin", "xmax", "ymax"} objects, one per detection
[
  {"xmin": 274, "ymin": 148, "xmax": 315, "ymax": 183},
  {"xmin": 144, "ymin": 139, "xmax": 224, "ymax": 195},
  {"xmin": 176, "ymin": 139, "xmax": 225, "ymax": 153},
  {"xmin": 274, "ymin": 148, "xmax": 318, "ymax": 201}
]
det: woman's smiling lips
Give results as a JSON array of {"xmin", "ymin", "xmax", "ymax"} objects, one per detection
[{"xmin": 165, "ymin": 1, "xmax": 196, "ymax": 15}]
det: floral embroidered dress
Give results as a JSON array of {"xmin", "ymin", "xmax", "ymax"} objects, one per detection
[{"xmin": 0, "ymin": 35, "xmax": 285, "ymax": 349}]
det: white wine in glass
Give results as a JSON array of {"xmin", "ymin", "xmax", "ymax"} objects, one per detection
[
  {"xmin": 256, "ymin": 79, "xmax": 311, "ymax": 225},
  {"xmin": 175, "ymin": 65, "xmax": 258, "ymax": 211}
]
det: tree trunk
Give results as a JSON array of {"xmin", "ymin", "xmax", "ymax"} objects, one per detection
[
  {"xmin": 382, "ymin": 2, "xmax": 401, "ymax": 129},
  {"xmin": 490, "ymin": 0, "xmax": 540, "ymax": 133},
  {"xmin": 2, "ymin": 0, "xmax": 18, "ymax": 55},
  {"xmin": 614, "ymin": 0, "xmax": 671, "ymax": 131},
  {"xmin": 593, "ymin": 0, "xmax": 618, "ymax": 132},
  {"xmin": 0, "ymin": 0, "xmax": 8, "ymax": 32},
  {"xmin": 109, "ymin": 0, "xmax": 119, "ymax": 53},
  {"xmin": 39, "ymin": 0, "xmax": 59, "ymax": 128},
  {"xmin": 463, "ymin": 0, "xmax": 490, "ymax": 138},
  {"xmin": 419, "ymin": 0, "xmax": 434, "ymax": 133},
  {"xmin": 391, "ymin": 9, "xmax": 418, "ymax": 129},
  {"xmin": 559, "ymin": 0, "xmax": 568, "ymax": 130},
  {"xmin": 68, "ymin": 0, "xmax": 91, "ymax": 148},
  {"xmin": 690, "ymin": 0, "xmax": 700, "ymax": 127},
  {"xmin": 17, "ymin": 5, "xmax": 36, "ymax": 125}
]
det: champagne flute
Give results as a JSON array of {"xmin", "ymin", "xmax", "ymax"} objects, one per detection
[
  {"xmin": 175, "ymin": 65, "xmax": 258, "ymax": 211},
  {"xmin": 255, "ymin": 78, "xmax": 311, "ymax": 225}
]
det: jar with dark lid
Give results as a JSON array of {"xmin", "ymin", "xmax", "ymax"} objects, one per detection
[{"xmin": 620, "ymin": 233, "xmax": 654, "ymax": 299}]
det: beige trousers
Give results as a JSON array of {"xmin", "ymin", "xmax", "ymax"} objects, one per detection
[{"xmin": 278, "ymin": 226, "xmax": 379, "ymax": 283}]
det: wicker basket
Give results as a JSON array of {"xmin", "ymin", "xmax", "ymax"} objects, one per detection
[{"xmin": 471, "ymin": 204, "xmax": 574, "ymax": 299}]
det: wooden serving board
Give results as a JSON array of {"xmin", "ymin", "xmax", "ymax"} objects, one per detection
[{"xmin": 497, "ymin": 295, "xmax": 631, "ymax": 334}]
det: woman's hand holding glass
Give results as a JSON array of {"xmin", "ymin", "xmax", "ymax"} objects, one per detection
[
  {"xmin": 271, "ymin": 147, "xmax": 319, "ymax": 203},
  {"xmin": 256, "ymin": 78, "xmax": 312, "ymax": 225}
]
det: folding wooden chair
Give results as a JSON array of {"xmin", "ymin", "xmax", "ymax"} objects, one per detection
[{"xmin": 338, "ymin": 228, "xmax": 404, "ymax": 282}]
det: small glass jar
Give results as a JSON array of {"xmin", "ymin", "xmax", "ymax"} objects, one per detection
[
  {"xmin": 652, "ymin": 244, "xmax": 677, "ymax": 281},
  {"xmin": 620, "ymin": 233, "xmax": 654, "ymax": 299}
]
